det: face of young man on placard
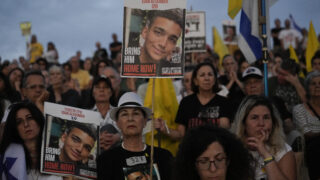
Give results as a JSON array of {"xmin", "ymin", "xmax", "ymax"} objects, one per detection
[
  {"xmin": 140, "ymin": 16, "xmax": 182, "ymax": 63},
  {"xmin": 60, "ymin": 127, "xmax": 95, "ymax": 162}
]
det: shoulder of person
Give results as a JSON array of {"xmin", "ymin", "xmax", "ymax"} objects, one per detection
[
  {"xmin": 153, "ymin": 147, "xmax": 173, "ymax": 160},
  {"xmin": 180, "ymin": 93, "xmax": 197, "ymax": 103},
  {"xmin": 97, "ymin": 145, "xmax": 121, "ymax": 161}
]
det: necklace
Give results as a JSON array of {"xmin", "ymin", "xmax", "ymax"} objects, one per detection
[{"xmin": 122, "ymin": 142, "xmax": 147, "ymax": 151}]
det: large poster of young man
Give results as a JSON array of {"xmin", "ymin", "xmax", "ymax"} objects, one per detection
[
  {"xmin": 121, "ymin": 0, "xmax": 186, "ymax": 78},
  {"xmin": 40, "ymin": 102, "xmax": 101, "ymax": 179},
  {"xmin": 185, "ymin": 11, "xmax": 206, "ymax": 53}
]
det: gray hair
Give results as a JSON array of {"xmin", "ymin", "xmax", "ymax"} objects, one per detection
[{"xmin": 305, "ymin": 70, "xmax": 320, "ymax": 99}]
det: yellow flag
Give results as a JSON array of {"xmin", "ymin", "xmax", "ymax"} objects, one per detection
[
  {"xmin": 289, "ymin": 45, "xmax": 299, "ymax": 64},
  {"xmin": 144, "ymin": 78, "xmax": 180, "ymax": 156},
  {"xmin": 228, "ymin": 0, "xmax": 242, "ymax": 19},
  {"xmin": 306, "ymin": 21, "xmax": 320, "ymax": 72},
  {"xmin": 213, "ymin": 27, "xmax": 230, "ymax": 66},
  {"xmin": 289, "ymin": 45, "xmax": 305, "ymax": 78},
  {"xmin": 20, "ymin": 22, "xmax": 31, "ymax": 36}
]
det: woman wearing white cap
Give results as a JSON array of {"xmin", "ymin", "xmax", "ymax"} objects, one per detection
[{"xmin": 97, "ymin": 92, "xmax": 173, "ymax": 180}]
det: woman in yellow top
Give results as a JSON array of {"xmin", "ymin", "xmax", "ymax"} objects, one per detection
[{"xmin": 28, "ymin": 34, "xmax": 44, "ymax": 63}]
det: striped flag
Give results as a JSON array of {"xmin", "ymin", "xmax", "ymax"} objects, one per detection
[
  {"xmin": 238, "ymin": 0, "xmax": 272, "ymax": 64},
  {"xmin": 238, "ymin": 0, "xmax": 262, "ymax": 64},
  {"xmin": 289, "ymin": 14, "xmax": 302, "ymax": 33},
  {"xmin": 1, "ymin": 143, "xmax": 27, "ymax": 180}
]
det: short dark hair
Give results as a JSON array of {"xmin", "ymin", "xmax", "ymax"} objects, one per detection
[
  {"xmin": 174, "ymin": 126, "xmax": 254, "ymax": 180},
  {"xmin": 21, "ymin": 70, "xmax": 45, "ymax": 89},
  {"xmin": 66, "ymin": 121, "xmax": 97, "ymax": 142},
  {"xmin": 280, "ymin": 58, "xmax": 299, "ymax": 75},
  {"xmin": 147, "ymin": 8, "xmax": 184, "ymax": 29},
  {"xmin": 89, "ymin": 76, "xmax": 114, "ymax": 108},
  {"xmin": 311, "ymin": 54, "xmax": 320, "ymax": 66},
  {"xmin": 191, "ymin": 62, "xmax": 220, "ymax": 94}
]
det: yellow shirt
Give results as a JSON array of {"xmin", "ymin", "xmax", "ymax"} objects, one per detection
[
  {"xmin": 71, "ymin": 69, "xmax": 91, "ymax": 90},
  {"xmin": 29, "ymin": 43, "xmax": 44, "ymax": 63}
]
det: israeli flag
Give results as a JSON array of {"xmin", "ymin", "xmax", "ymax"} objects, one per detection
[
  {"xmin": 289, "ymin": 14, "xmax": 302, "ymax": 33},
  {"xmin": 1, "ymin": 143, "xmax": 27, "ymax": 180},
  {"xmin": 238, "ymin": 0, "xmax": 271, "ymax": 64}
]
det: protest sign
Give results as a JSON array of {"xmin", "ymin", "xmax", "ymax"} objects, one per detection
[
  {"xmin": 185, "ymin": 11, "xmax": 206, "ymax": 53},
  {"xmin": 40, "ymin": 102, "xmax": 100, "ymax": 179},
  {"xmin": 222, "ymin": 20, "xmax": 237, "ymax": 45},
  {"xmin": 121, "ymin": 0, "xmax": 186, "ymax": 78}
]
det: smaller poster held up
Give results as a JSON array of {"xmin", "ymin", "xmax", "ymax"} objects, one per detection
[
  {"xmin": 40, "ymin": 102, "xmax": 101, "ymax": 179},
  {"xmin": 222, "ymin": 20, "xmax": 238, "ymax": 45},
  {"xmin": 185, "ymin": 11, "xmax": 206, "ymax": 53},
  {"xmin": 121, "ymin": 0, "xmax": 186, "ymax": 78}
]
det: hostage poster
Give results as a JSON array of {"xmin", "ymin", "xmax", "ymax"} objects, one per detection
[
  {"xmin": 185, "ymin": 11, "xmax": 206, "ymax": 53},
  {"xmin": 121, "ymin": 0, "xmax": 186, "ymax": 78},
  {"xmin": 40, "ymin": 102, "xmax": 101, "ymax": 179}
]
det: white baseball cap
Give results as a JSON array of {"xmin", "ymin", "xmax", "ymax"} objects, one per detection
[{"xmin": 242, "ymin": 67, "xmax": 263, "ymax": 81}]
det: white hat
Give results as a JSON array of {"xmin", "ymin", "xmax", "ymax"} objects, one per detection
[
  {"xmin": 110, "ymin": 92, "xmax": 152, "ymax": 121},
  {"xmin": 242, "ymin": 67, "xmax": 263, "ymax": 81}
]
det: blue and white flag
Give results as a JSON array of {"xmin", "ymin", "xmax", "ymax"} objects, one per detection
[
  {"xmin": 238, "ymin": 0, "xmax": 271, "ymax": 64},
  {"xmin": 0, "ymin": 143, "xmax": 27, "ymax": 180},
  {"xmin": 289, "ymin": 14, "xmax": 302, "ymax": 33}
]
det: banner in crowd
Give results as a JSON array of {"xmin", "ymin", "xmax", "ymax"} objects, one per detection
[
  {"xmin": 222, "ymin": 20, "xmax": 237, "ymax": 45},
  {"xmin": 121, "ymin": 0, "xmax": 186, "ymax": 78},
  {"xmin": 185, "ymin": 11, "xmax": 206, "ymax": 53},
  {"xmin": 40, "ymin": 102, "xmax": 101, "ymax": 179}
]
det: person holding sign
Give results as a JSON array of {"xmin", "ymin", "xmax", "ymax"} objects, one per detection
[
  {"xmin": 97, "ymin": 92, "xmax": 173, "ymax": 180},
  {"xmin": 0, "ymin": 102, "xmax": 62, "ymax": 180}
]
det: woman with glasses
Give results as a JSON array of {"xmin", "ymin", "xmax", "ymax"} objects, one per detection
[
  {"xmin": 174, "ymin": 125, "xmax": 254, "ymax": 180},
  {"xmin": 232, "ymin": 95, "xmax": 296, "ymax": 180}
]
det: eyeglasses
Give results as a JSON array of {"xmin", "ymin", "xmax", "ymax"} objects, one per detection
[{"xmin": 196, "ymin": 157, "xmax": 227, "ymax": 170}]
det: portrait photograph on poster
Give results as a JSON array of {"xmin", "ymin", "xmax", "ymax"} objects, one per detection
[
  {"xmin": 121, "ymin": 0, "xmax": 186, "ymax": 78},
  {"xmin": 41, "ymin": 102, "xmax": 100, "ymax": 179},
  {"xmin": 222, "ymin": 20, "xmax": 238, "ymax": 45}
]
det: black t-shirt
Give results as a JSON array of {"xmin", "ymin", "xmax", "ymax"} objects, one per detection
[
  {"xmin": 175, "ymin": 93, "xmax": 231, "ymax": 130},
  {"xmin": 97, "ymin": 145, "xmax": 173, "ymax": 180},
  {"xmin": 110, "ymin": 42, "xmax": 122, "ymax": 59},
  {"xmin": 47, "ymin": 86, "xmax": 81, "ymax": 108},
  {"xmin": 271, "ymin": 27, "xmax": 283, "ymax": 47}
]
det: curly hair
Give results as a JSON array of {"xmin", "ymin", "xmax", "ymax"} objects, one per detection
[
  {"xmin": 191, "ymin": 62, "xmax": 220, "ymax": 94},
  {"xmin": 0, "ymin": 101, "xmax": 44, "ymax": 171},
  {"xmin": 231, "ymin": 95, "xmax": 286, "ymax": 155},
  {"xmin": 174, "ymin": 125, "xmax": 254, "ymax": 180}
]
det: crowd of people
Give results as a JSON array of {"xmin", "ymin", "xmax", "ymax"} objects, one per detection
[{"xmin": 0, "ymin": 16, "xmax": 320, "ymax": 180}]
